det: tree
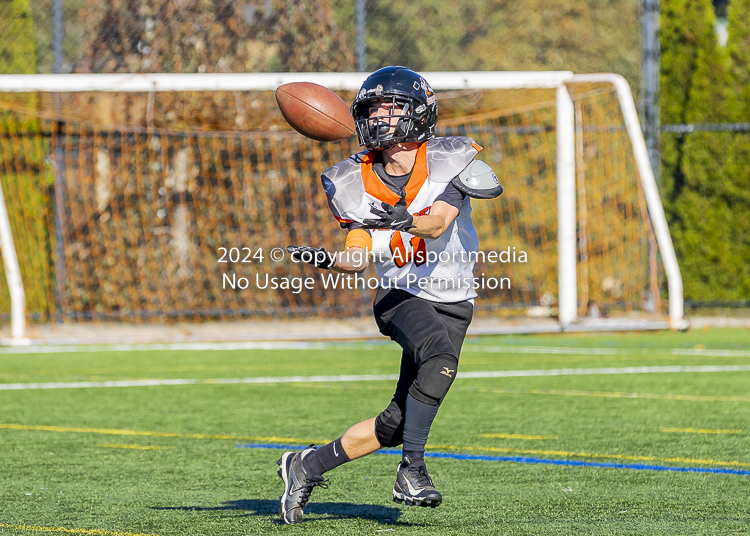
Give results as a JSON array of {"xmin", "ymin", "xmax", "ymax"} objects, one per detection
[
  {"xmin": 723, "ymin": 0, "xmax": 750, "ymax": 299},
  {"xmin": 727, "ymin": 0, "xmax": 750, "ymax": 118},
  {"xmin": 726, "ymin": 0, "xmax": 750, "ymax": 199},
  {"xmin": 75, "ymin": 0, "xmax": 354, "ymax": 75},
  {"xmin": 660, "ymin": 0, "xmax": 717, "ymax": 205},
  {"xmin": 668, "ymin": 0, "xmax": 746, "ymax": 301},
  {"xmin": 331, "ymin": 0, "xmax": 640, "ymax": 87},
  {"xmin": 0, "ymin": 0, "xmax": 35, "ymax": 74},
  {"xmin": 72, "ymin": 0, "xmax": 355, "ymax": 131}
]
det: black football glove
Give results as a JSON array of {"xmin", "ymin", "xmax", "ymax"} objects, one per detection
[
  {"xmin": 287, "ymin": 245, "xmax": 336, "ymax": 270},
  {"xmin": 361, "ymin": 192, "xmax": 415, "ymax": 231}
]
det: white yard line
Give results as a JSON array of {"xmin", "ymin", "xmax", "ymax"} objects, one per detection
[
  {"xmin": 463, "ymin": 345, "xmax": 629, "ymax": 355},
  {"xmin": 1, "ymin": 365, "xmax": 748, "ymax": 391},
  {"xmin": 1, "ymin": 341, "xmax": 748, "ymax": 358},
  {"xmin": 0, "ymin": 340, "xmax": 357, "ymax": 354},
  {"xmin": 457, "ymin": 365, "xmax": 750, "ymax": 379},
  {"xmin": 671, "ymin": 348, "xmax": 750, "ymax": 358}
]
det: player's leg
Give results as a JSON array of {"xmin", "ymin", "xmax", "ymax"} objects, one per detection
[
  {"xmin": 304, "ymin": 346, "xmax": 417, "ymax": 472},
  {"xmin": 395, "ymin": 299, "xmax": 474, "ymax": 505},
  {"xmin": 404, "ymin": 299, "xmax": 473, "ymax": 457},
  {"xmin": 374, "ymin": 290, "xmax": 472, "ymax": 405},
  {"xmin": 340, "ymin": 417, "xmax": 380, "ymax": 458},
  {"xmin": 433, "ymin": 298, "xmax": 475, "ymax": 356},
  {"xmin": 277, "ymin": 424, "xmax": 373, "ymax": 525},
  {"xmin": 371, "ymin": 345, "xmax": 445, "ymax": 506},
  {"xmin": 372, "ymin": 348, "xmax": 418, "ymax": 448},
  {"xmin": 380, "ymin": 292, "xmax": 472, "ymax": 437},
  {"xmin": 277, "ymin": 348, "xmax": 417, "ymax": 524},
  {"xmin": 294, "ymin": 417, "xmax": 378, "ymax": 480},
  {"xmin": 373, "ymin": 289, "xmax": 473, "ymax": 506}
]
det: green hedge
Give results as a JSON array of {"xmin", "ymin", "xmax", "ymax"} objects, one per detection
[{"xmin": 661, "ymin": 0, "xmax": 750, "ymax": 302}]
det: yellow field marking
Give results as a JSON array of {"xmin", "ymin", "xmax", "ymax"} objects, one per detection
[
  {"xmin": 0, "ymin": 424, "xmax": 331, "ymax": 446},
  {"xmin": 6, "ymin": 422, "xmax": 747, "ymax": 470},
  {"xmin": 0, "ymin": 523, "xmax": 160, "ymax": 536},
  {"xmin": 96, "ymin": 444, "xmax": 170, "ymax": 450},
  {"xmin": 479, "ymin": 433, "xmax": 559, "ymax": 440},
  {"xmin": 427, "ymin": 444, "xmax": 750, "ymax": 468},
  {"xmin": 477, "ymin": 387, "xmax": 750, "ymax": 403},
  {"xmin": 661, "ymin": 427, "xmax": 745, "ymax": 435}
]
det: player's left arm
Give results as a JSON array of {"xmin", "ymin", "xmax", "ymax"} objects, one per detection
[{"xmin": 408, "ymin": 201, "xmax": 459, "ymax": 240}]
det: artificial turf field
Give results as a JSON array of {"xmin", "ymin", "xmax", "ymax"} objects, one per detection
[{"xmin": 1, "ymin": 328, "xmax": 749, "ymax": 535}]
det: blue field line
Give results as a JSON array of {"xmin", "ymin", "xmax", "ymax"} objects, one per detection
[{"xmin": 237, "ymin": 443, "xmax": 750, "ymax": 476}]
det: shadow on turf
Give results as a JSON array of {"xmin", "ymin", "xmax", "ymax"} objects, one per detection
[{"xmin": 153, "ymin": 499, "xmax": 418, "ymax": 525}]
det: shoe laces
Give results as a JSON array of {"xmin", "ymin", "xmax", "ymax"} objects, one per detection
[
  {"xmin": 407, "ymin": 463, "xmax": 434, "ymax": 488},
  {"xmin": 293, "ymin": 474, "xmax": 330, "ymax": 507}
]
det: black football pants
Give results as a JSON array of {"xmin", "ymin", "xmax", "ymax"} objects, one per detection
[{"xmin": 372, "ymin": 287, "xmax": 473, "ymax": 448}]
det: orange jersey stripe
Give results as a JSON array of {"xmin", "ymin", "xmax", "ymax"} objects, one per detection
[
  {"xmin": 361, "ymin": 142, "xmax": 429, "ymax": 207},
  {"xmin": 405, "ymin": 142, "xmax": 429, "ymax": 205}
]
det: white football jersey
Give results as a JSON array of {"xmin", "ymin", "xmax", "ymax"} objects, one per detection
[{"xmin": 322, "ymin": 136, "xmax": 482, "ymax": 302}]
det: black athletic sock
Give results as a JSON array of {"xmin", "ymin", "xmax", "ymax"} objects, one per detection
[
  {"xmin": 302, "ymin": 437, "xmax": 351, "ymax": 476},
  {"xmin": 402, "ymin": 393, "xmax": 439, "ymax": 467}
]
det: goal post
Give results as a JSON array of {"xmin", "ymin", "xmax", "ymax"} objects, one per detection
[
  {"xmin": 0, "ymin": 177, "xmax": 30, "ymax": 345},
  {"xmin": 569, "ymin": 73, "xmax": 685, "ymax": 330},
  {"xmin": 0, "ymin": 71, "xmax": 686, "ymax": 342},
  {"xmin": 556, "ymin": 84, "xmax": 577, "ymax": 328}
]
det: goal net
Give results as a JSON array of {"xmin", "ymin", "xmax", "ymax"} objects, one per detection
[{"xmin": 0, "ymin": 72, "xmax": 684, "ymax": 338}]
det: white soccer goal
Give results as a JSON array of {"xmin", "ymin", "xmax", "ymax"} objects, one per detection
[{"xmin": 0, "ymin": 71, "xmax": 686, "ymax": 344}]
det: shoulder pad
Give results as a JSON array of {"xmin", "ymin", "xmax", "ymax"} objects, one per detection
[
  {"xmin": 425, "ymin": 136, "xmax": 482, "ymax": 183},
  {"xmin": 321, "ymin": 152, "xmax": 367, "ymax": 218},
  {"xmin": 451, "ymin": 160, "xmax": 503, "ymax": 199}
]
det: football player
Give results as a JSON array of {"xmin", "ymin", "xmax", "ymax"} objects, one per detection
[{"xmin": 280, "ymin": 66, "xmax": 502, "ymax": 524}]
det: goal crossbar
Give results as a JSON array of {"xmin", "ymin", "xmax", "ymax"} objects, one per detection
[{"xmin": 0, "ymin": 71, "xmax": 574, "ymax": 92}]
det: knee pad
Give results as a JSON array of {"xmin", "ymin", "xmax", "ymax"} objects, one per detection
[
  {"xmin": 374, "ymin": 399, "xmax": 405, "ymax": 447},
  {"xmin": 409, "ymin": 353, "xmax": 459, "ymax": 406}
]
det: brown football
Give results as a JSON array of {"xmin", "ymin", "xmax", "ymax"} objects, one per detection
[{"xmin": 275, "ymin": 82, "xmax": 356, "ymax": 142}]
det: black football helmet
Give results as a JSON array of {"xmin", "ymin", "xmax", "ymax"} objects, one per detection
[{"xmin": 351, "ymin": 66, "xmax": 438, "ymax": 150}]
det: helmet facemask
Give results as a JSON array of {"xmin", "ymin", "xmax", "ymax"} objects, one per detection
[{"xmin": 352, "ymin": 94, "xmax": 424, "ymax": 150}]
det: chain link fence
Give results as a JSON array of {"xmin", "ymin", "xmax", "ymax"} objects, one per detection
[{"xmin": 0, "ymin": 84, "xmax": 665, "ymax": 323}]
